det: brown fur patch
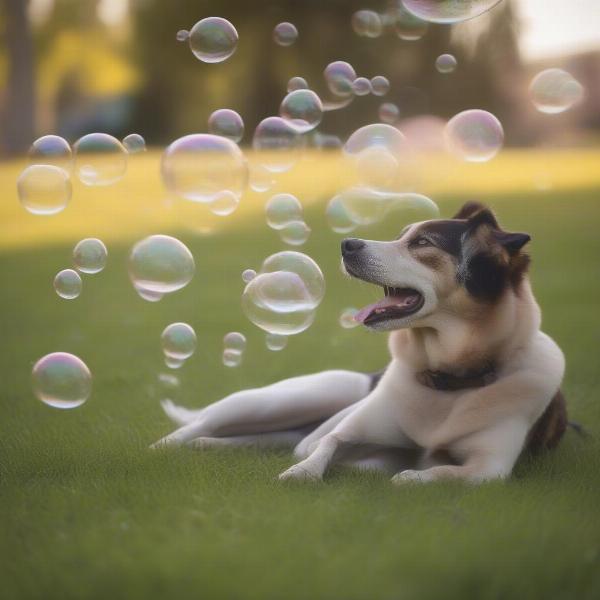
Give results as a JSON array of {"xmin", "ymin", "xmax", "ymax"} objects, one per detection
[{"xmin": 525, "ymin": 390, "xmax": 567, "ymax": 453}]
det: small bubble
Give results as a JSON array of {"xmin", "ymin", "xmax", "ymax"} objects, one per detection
[
  {"xmin": 242, "ymin": 269, "xmax": 257, "ymax": 283},
  {"xmin": 17, "ymin": 164, "xmax": 72, "ymax": 215},
  {"xmin": 435, "ymin": 53, "xmax": 457, "ymax": 74},
  {"xmin": 339, "ymin": 308, "xmax": 360, "ymax": 329},
  {"xmin": 162, "ymin": 322, "xmax": 197, "ymax": 360},
  {"xmin": 122, "ymin": 133, "xmax": 146, "ymax": 154},
  {"xmin": 73, "ymin": 238, "xmax": 107, "ymax": 274},
  {"xmin": 273, "ymin": 22, "xmax": 298, "ymax": 46},
  {"xmin": 352, "ymin": 77, "xmax": 372, "ymax": 96},
  {"xmin": 74, "ymin": 133, "xmax": 127, "ymax": 186},
  {"xmin": 54, "ymin": 269, "xmax": 82, "ymax": 300},
  {"xmin": 352, "ymin": 10, "xmax": 383, "ymax": 38},
  {"xmin": 265, "ymin": 333, "xmax": 288, "ymax": 351},
  {"xmin": 287, "ymin": 77, "xmax": 309, "ymax": 93},
  {"xmin": 370, "ymin": 76, "xmax": 390, "ymax": 96},
  {"xmin": 176, "ymin": 29, "xmax": 189, "ymax": 42},
  {"xmin": 208, "ymin": 109, "xmax": 244, "ymax": 143},
  {"xmin": 378, "ymin": 102, "xmax": 400, "ymax": 124}
]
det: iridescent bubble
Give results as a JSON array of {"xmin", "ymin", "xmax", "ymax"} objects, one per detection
[
  {"xmin": 370, "ymin": 76, "xmax": 390, "ymax": 96},
  {"xmin": 394, "ymin": 5, "xmax": 428, "ymax": 40},
  {"xmin": 223, "ymin": 332, "xmax": 246, "ymax": 367},
  {"xmin": 402, "ymin": 0, "xmax": 503, "ymax": 24},
  {"xmin": 280, "ymin": 89, "xmax": 323, "ymax": 133},
  {"xmin": 351, "ymin": 10, "xmax": 383, "ymax": 38},
  {"xmin": 188, "ymin": 17, "xmax": 238, "ymax": 63},
  {"xmin": 324, "ymin": 61, "xmax": 357, "ymax": 98},
  {"xmin": 249, "ymin": 163, "xmax": 275, "ymax": 192},
  {"xmin": 435, "ymin": 53, "xmax": 457, "ymax": 74},
  {"xmin": 326, "ymin": 195, "xmax": 358, "ymax": 234},
  {"xmin": 73, "ymin": 133, "xmax": 127, "ymax": 186},
  {"xmin": 54, "ymin": 269, "xmax": 82, "ymax": 300},
  {"xmin": 208, "ymin": 109, "xmax": 244, "ymax": 143},
  {"xmin": 161, "ymin": 133, "xmax": 247, "ymax": 202},
  {"xmin": 253, "ymin": 116, "xmax": 302, "ymax": 173},
  {"xmin": 17, "ymin": 165, "xmax": 72, "ymax": 215},
  {"xmin": 379, "ymin": 102, "xmax": 400, "ymax": 124},
  {"xmin": 265, "ymin": 333, "xmax": 288, "ymax": 351},
  {"xmin": 287, "ymin": 76, "xmax": 309, "ymax": 92},
  {"xmin": 529, "ymin": 68, "xmax": 584, "ymax": 114},
  {"xmin": 129, "ymin": 235, "xmax": 195, "ymax": 294},
  {"xmin": 279, "ymin": 220, "xmax": 311, "ymax": 246},
  {"xmin": 176, "ymin": 29, "xmax": 189, "ymax": 42},
  {"xmin": 32, "ymin": 352, "xmax": 91, "ymax": 409},
  {"xmin": 339, "ymin": 308, "xmax": 360, "ymax": 329},
  {"xmin": 273, "ymin": 22, "xmax": 298, "ymax": 46},
  {"xmin": 28, "ymin": 135, "xmax": 73, "ymax": 172},
  {"xmin": 222, "ymin": 348, "xmax": 242, "ymax": 368},
  {"xmin": 445, "ymin": 109, "xmax": 504, "ymax": 162},
  {"xmin": 73, "ymin": 238, "xmax": 107, "ymax": 274},
  {"xmin": 352, "ymin": 77, "xmax": 372, "ymax": 96},
  {"xmin": 161, "ymin": 322, "xmax": 197, "ymax": 360},
  {"xmin": 265, "ymin": 193, "xmax": 303, "ymax": 229},
  {"xmin": 242, "ymin": 269, "xmax": 257, "ymax": 283},
  {"xmin": 209, "ymin": 190, "xmax": 239, "ymax": 216},
  {"xmin": 122, "ymin": 133, "xmax": 146, "ymax": 154},
  {"xmin": 165, "ymin": 356, "xmax": 185, "ymax": 369}
]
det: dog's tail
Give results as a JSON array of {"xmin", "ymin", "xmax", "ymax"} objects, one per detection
[{"xmin": 160, "ymin": 399, "xmax": 203, "ymax": 426}]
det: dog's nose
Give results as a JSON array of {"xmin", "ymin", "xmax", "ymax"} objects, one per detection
[{"xmin": 341, "ymin": 238, "xmax": 366, "ymax": 256}]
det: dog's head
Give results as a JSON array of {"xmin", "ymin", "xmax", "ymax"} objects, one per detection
[{"xmin": 342, "ymin": 201, "xmax": 531, "ymax": 331}]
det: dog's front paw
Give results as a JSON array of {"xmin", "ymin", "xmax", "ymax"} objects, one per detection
[
  {"xmin": 391, "ymin": 469, "xmax": 427, "ymax": 485},
  {"xmin": 278, "ymin": 464, "xmax": 322, "ymax": 483}
]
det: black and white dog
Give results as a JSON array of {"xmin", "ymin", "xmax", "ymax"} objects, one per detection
[{"xmin": 154, "ymin": 202, "xmax": 567, "ymax": 484}]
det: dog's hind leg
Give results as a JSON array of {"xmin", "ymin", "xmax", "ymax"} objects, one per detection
[
  {"xmin": 187, "ymin": 427, "xmax": 313, "ymax": 450},
  {"xmin": 152, "ymin": 370, "xmax": 373, "ymax": 448},
  {"xmin": 160, "ymin": 399, "xmax": 205, "ymax": 426}
]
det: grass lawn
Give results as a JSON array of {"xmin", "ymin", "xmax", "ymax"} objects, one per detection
[{"xmin": 1, "ymin": 151, "xmax": 599, "ymax": 599}]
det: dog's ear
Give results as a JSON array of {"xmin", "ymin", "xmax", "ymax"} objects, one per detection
[
  {"xmin": 453, "ymin": 201, "xmax": 487, "ymax": 220},
  {"xmin": 465, "ymin": 207, "xmax": 499, "ymax": 230},
  {"xmin": 493, "ymin": 230, "xmax": 531, "ymax": 255}
]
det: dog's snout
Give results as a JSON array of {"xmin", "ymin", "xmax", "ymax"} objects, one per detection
[{"xmin": 341, "ymin": 238, "xmax": 365, "ymax": 256}]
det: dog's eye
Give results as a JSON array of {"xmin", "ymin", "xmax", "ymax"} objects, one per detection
[{"xmin": 412, "ymin": 236, "xmax": 432, "ymax": 247}]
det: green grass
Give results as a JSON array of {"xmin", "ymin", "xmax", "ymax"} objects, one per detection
[{"xmin": 1, "ymin": 189, "xmax": 599, "ymax": 600}]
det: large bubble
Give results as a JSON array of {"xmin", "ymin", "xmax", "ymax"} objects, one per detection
[
  {"xmin": 445, "ymin": 109, "xmax": 504, "ymax": 162},
  {"xmin": 54, "ymin": 269, "xmax": 82, "ymax": 300},
  {"xmin": 529, "ymin": 69, "xmax": 584, "ymax": 115},
  {"xmin": 188, "ymin": 17, "xmax": 238, "ymax": 63},
  {"xmin": 280, "ymin": 89, "xmax": 323, "ymax": 133},
  {"xmin": 253, "ymin": 116, "xmax": 302, "ymax": 173},
  {"xmin": 73, "ymin": 238, "xmax": 107, "ymax": 274},
  {"xmin": 74, "ymin": 133, "xmax": 127, "ymax": 186},
  {"xmin": 161, "ymin": 323, "xmax": 197, "ymax": 360},
  {"xmin": 208, "ymin": 109, "xmax": 245, "ymax": 143},
  {"xmin": 28, "ymin": 135, "xmax": 73, "ymax": 172},
  {"xmin": 352, "ymin": 10, "xmax": 383, "ymax": 38},
  {"xmin": 32, "ymin": 352, "xmax": 91, "ymax": 409},
  {"xmin": 17, "ymin": 165, "xmax": 72, "ymax": 215},
  {"xmin": 129, "ymin": 235, "xmax": 195, "ymax": 295},
  {"xmin": 161, "ymin": 133, "xmax": 247, "ymax": 202},
  {"xmin": 401, "ymin": 0, "xmax": 503, "ymax": 24},
  {"xmin": 273, "ymin": 22, "xmax": 298, "ymax": 46}
]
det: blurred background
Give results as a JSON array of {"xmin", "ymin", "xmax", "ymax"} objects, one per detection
[{"xmin": 1, "ymin": 0, "xmax": 599, "ymax": 156}]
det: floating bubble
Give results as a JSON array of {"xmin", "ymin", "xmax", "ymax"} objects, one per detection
[
  {"xmin": 279, "ymin": 220, "xmax": 311, "ymax": 246},
  {"xmin": 370, "ymin": 76, "xmax": 390, "ymax": 96},
  {"xmin": 54, "ymin": 269, "xmax": 82, "ymax": 300},
  {"xmin": 188, "ymin": 17, "xmax": 238, "ymax": 63},
  {"xmin": 445, "ymin": 109, "xmax": 504, "ymax": 162},
  {"xmin": 32, "ymin": 352, "xmax": 91, "ymax": 409},
  {"xmin": 436, "ymin": 53, "xmax": 457, "ymax": 74},
  {"xmin": 394, "ymin": 5, "xmax": 428, "ymax": 40},
  {"xmin": 265, "ymin": 193, "xmax": 303, "ymax": 229},
  {"xmin": 324, "ymin": 61, "xmax": 357, "ymax": 98},
  {"xmin": 74, "ymin": 133, "xmax": 127, "ymax": 186},
  {"xmin": 161, "ymin": 133, "xmax": 247, "ymax": 202},
  {"xmin": 280, "ymin": 89, "xmax": 323, "ymax": 133},
  {"xmin": 209, "ymin": 191, "xmax": 239, "ymax": 216},
  {"xmin": 165, "ymin": 356, "xmax": 185, "ymax": 369},
  {"xmin": 158, "ymin": 372, "xmax": 180, "ymax": 389},
  {"xmin": 265, "ymin": 333, "xmax": 288, "ymax": 351},
  {"xmin": 17, "ymin": 165, "xmax": 72, "ymax": 215},
  {"xmin": 287, "ymin": 76, "xmax": 309, "ymax": 92},
  {"xmin": 135, "ymin": 285, "xmax": 164, "ymax": 303},
  {"xmin": 242, "ymin": 269, "xmax": 257, "ymax": 283},
  {"xmin": 379, "ymin": 102, "xmax": 400, "ymax": 124},
  {"xmin": 345, "ymin": 123, "xmax": 408, "ymax": 156},
  {"xmin": 339, "ymin": 308, "xmax": 360, "ymax": 329},
  {"xmin": 352, "ymin": 77, "xmax": 372, "ymax": 96},
  {"xmin": 73, "ymin": 238, "xmax": 107, "ymax": 274},
  {"xmin": 176, "ymin": 29, "xmax": 189, "ymax": 42},
  {"xmin": 253, "ymin": 116, "xmax": 302, "ymax": 173},
  {"xmin": 223, "ymin": 332, "xmax": 246, "ymax": 367},
  {"xmin": 401, "ymin": 0, "xmax": 503, "ymax": 24},
  {"xmin": 28, "ymin": 135, "xmax": 73, "ymax": 172},
  {"xmin": 122, "ymin": 133, "xmax": 146, "ymax": 154},
  {"xmin": 351, "ymin": 10, "xmax": 383, "ymax": 38},
  {"xmin": 273, "ymin": 22, "xmax": 298, "ymax": 46},
  {"xmin": 208, "ymin": 109, "xmax": 244, "ymax": 143},
  {"xmin": 311, "ymin": 132, "xmax": 343, "ymax": 150},
  {"xmin": 222, "ymin": 349, "xmax": 242, "ymax": 368},
  {"xmin": 529, "ymin": 68, "xmax": 584, "ymax": 115},
  {"xmin": 249, "ymin": 163, "xmax": 275, "ymax": 192},
  {"xmin": 129, "ymin": 235, "xmax": 195, "ymax": 294},
  {"xmin": 162, "ymin": 322, "xmax": 197, "ymax": 360},
  {"xmin": 326, "ymin": 195, "xmax": 358, "ymax": 234}
]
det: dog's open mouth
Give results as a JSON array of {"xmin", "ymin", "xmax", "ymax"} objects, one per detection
[{"xmin": 354, "ymin": 286, "xmax": 424, "ymax": 326}]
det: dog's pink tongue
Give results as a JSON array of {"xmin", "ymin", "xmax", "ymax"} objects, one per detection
[{"xmin": 354, "ymin": 292, "xmax": 419, "ymax": 323}]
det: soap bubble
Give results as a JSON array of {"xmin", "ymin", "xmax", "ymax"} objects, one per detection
[
  {"xmin": 379, "ymin": 102, "xmax": 400, "ymax": 124},
  {"xmin": 529, "ymin": 68, "xmax": 584, "ymax": 114},
  {"xmin": 28, "ymin": 135, "xmax": 73, "ymax": 172},
  {"xmin": 122, "ymin": 133, "xmax": 146, "ymax": 154},
  {"xmin": 445, "ymin": 109, "xmax": 504, "ymax": 162},
  {"xmin": 402, "ymin": 0, "xmax": 503, "ymax": 24},
  {"xmin": 242, "ymin": 269, "xmax": 257, "ymax": 283},
  {"xmin": 161, "ymin": 322, "xmax": 197, "ymax": 360},
  {"xmin": 273, "ymin": 22, "xmax": 298, "ymax": 46},
  {"xmin": 326, "ymin": 195, "xmax": 358, "ymax": 234},
  {"xmin": 436, "ymin": 53, "xmax": 457, "ymax": 74},
  {"xmin": 73, "ymin": 238, "xmax": 107, "ymax": 274},
  {"xmin": 265, "ymin": 193, "xmax": 303, "ymax": 229},
  {"xmin": 324, "ymin": 61, "xmax": 356, "ymax": 98},
  {"xmin": 32, "ymin": 352, "xmax": 91, "ymax": 409},
  {"xmin": 370, "ymin": 76, "xmax": 390, "ymax": 96},
  {"xmin": 253, "ymin": 116, "xmax": 302, "ymax": 173},
  {"xmin": 287, "ymin": 76, "xmax": 309, "ymax": 92},
  {"xmin": 311, "ymin": 132, "xmax": 343, "ymax": 150},
  {"xmin": 223, "ymin": 332, "xmax": 246, "ymax": 367},
  {"xmin": 129, "ymin": 235, "xmax": 195, "ymax": 294},
  {"xmin": 352, "ymin": 10, "xmax": 383, "ymax": 38},
  {"xmin": 279, "ymin": 220, "xmax": 311, "ymax": 246},
  {"xmin": 209, "ymin": 190, "xmax": 239, "ymax": 216},
  {"xmin": 394, "ymin": 5, "xmax": 428, "ymax": 40},
  {"xmin": 17, "ymin": 165, "xmax": 72, "ymax": 215},
  {"xmin": 280, "ymin": 89, "xmax": 323, "ymax": 133},
  {"xmin": 54, "ymin": 269, "xmax": 82, "ymax": 300},
  {"xmin": 165, "ymin": 356, "xmax": 185, "ymax": 369},
  {"xmin": 161, "ymin": 133, "xmax": 247, "ymax": 202},
  {"xmin": 188, "ymin": 17, "xmax": 238, "ymax": 63},
  {"xmin": 352, "ymin": 77, "xmax": 372, "ymax": 96},
  {"xmin": 339, "ymin": 308, "xmax": 360, "ymax": 329},
  {"xmin": 222, "ymin": 349, "xmax": 242, "ymax": 368},
  {"xmin": 249, "ymin": 163, "xmax": 275, "ymax": 192},
  {"xmin": 208, "ymin": 109, "xmax": 244, "ymax": 143},
  {"xmin": 176, "ymin": 29, "xmax": 189, "ymax": 42},
  {"xmin": 74, "ymin": 133, "xmax": 127, "ymax": 186},
  {"xmin": 135, "ymin": 285, "xmax": 164, "ymax": 303},
  {"xmin": 265, "ymin": 333, "xmax": 288, "ymax": 351}
]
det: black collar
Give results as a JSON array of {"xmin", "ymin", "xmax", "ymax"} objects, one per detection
[{"xmin": 416, "ymin": 363, "xmax": 497, "ymax": 391}]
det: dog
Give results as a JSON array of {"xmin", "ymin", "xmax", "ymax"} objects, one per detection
[{"xmin": 153, "ymin": 201, "xmax": 567, "ymax": 484}]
